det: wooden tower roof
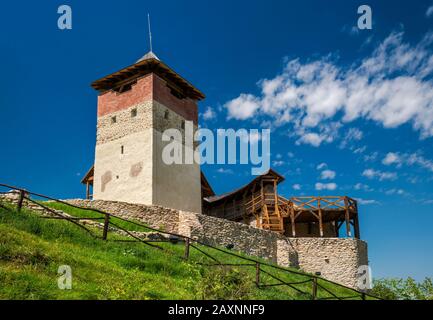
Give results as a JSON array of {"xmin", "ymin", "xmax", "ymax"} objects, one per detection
[{"xmin": 91, "ymin": 51, "xmax": 205, "ymax": 100}]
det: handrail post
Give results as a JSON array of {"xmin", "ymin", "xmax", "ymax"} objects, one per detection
[
  {"xmin": 184, "ymin": 238, "xmax": 190, "ymax": 260},
  {"xmin": 102, "ymin": 213, "xmax": 110, "ymax": 240},
  {"xmin": 17, "ymin": 190, "xmax": 25, "ymax": 212},
  {"xmin": 255, "ymin": 262, "xmax": 260, "ymax": 287},
  {"xmin": 312, "ymin": 277, "xmax": 318, "ymax": 300},
  {"xmin": 361, "ymin": 292, "xmax": 366, "ymax": 300}
]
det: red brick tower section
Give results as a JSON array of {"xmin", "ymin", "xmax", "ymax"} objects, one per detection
[{"xmin": 96, "ymin": 73, "xmax": 199, "ymax": 124}]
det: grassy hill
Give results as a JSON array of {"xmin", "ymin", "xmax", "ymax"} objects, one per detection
[{"xmin": 0, "ymin": 203, "xmax": 369, "ymax": 300}]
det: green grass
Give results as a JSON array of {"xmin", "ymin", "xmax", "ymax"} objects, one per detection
[
  {"xmin": 43, "ymin": 201, "xmax": 151, "ymax": 233},
  {"xmin": 0, "ymin": 202, "xmax": 370, "ymax": 300}
]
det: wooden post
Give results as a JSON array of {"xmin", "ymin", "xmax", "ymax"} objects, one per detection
[
  {"xmin": 353, "ymin": 201, "xmax": 361, "ymax": 239},
  {"xmin": 255, "ymin": 262, "xmax": 260, "ymax": 287},
  {"xmin": 344, "ymin": 197, "xmax": 352, "ymax": 237},
  {"xmin": 242, "ymin": 194, "xmax": 247, "ymax": 224},
  {"xmin": 86, "ymin": 182, "xmax": 90, "ymax": 200},
  {"xmin": 354, "ymin": 213, "xmax": 361, "ymax": 239},
  {"xmin": 260, "ymin": 180, "xmax": 264, "ymax": 205},
  {"xmin": 184, "ymin": 238, "xmax": 190, "ymax": 260},
  {"xmin": 361, "ymin": 292, "xmax": 366, "ymax": 300},
  {"xmin": 318, "ymin": 199, "xmax": 324, "ymax": 237},
  {"xmin": 312, "ymin": 277, "xmax": 318, "ymax": 300},
  {"xmin": 102, "ymin": 213, "xmax": 110, "ymax": 240},
  {"xmin": 17, "ymin": 190, "xmax": 25, "ymax": 212},
  {"xmin": 290, "ymin": 205, "xmax": 296, "ymax": 237},
  {"xmin": 232, "ymin": 198, "xmax": 236, "ymax": 219}
]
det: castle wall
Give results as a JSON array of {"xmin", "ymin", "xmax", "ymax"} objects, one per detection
[{"xmin": 65, "ymin": 199, "xmax": 368, "ymax": 289}]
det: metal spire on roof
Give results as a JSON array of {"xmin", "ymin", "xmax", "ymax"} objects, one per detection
[
  {"xmin": 148, "ymin": 13, "xmax": 153, "ymax": 53},
  {"xmin": 136, "ymin": 13, "xmax": 160, "ymax": 63}
]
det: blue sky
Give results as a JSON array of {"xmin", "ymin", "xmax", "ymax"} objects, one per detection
[{"xmin": 1, "ymin": 0, "xmax": 433, "ymax": 280}]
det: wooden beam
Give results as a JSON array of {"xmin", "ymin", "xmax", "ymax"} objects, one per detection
[
  {"xmin": 86, "ymin": 181, "xmax": 90, "ymax": 200},
  {"xmin": 354, "ymin": 214, "xmax": 361, "ymax": 239},
  {"xmin": 344, "ymin": 197, "xmax": 352, "ymax": 237},
  {"xmin": 318, "ymin": 198, "xmax": 324, "ymax": 237},
  {"xmin": 290, "ymin": 204, "xmax": 296, "ymax": 237}
]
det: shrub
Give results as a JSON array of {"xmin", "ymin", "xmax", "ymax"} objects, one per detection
[
  {"xmin": 196, "ymin": 266, "xmax": 254, "ymax": 300},
  {"xmin": 371, "ymin": 277, "xmax": 433, "ymax": 300}
]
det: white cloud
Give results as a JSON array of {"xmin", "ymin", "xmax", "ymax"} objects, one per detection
[
  {"xmin": 272, "ymin": 160, "xmax": 285, "ymax": 167},
  {"xmin": 316, "ymin": 163, "xmax": 327, "ymax": 170},
  {"xmin": 426, "ymin": 5, "xmax": 433, "ymax": 17},
  {"xmin": 385, "ymin": 188, "xmax": 405, "ymax": 195},
  {"xmin": 292, "ymin": 184, "xmax": 301, "ymax": 190},
  {"xmin": 406, "ymin": 153, "xmax": 433, "ymax": 172},
  {"xmin": 355, "ymin": 198, "xmax": 380, "ymax": 205},
  {"xmin": 362, "ymin": 168, "xmax": 397, "ymax": 181},
  {"xmin": 320, "ymin": 169, "xmax": 336, "ymax": 180},
  {"xmin": 354, "ymin": 146, "xmax": 367, "ymax": 154},
  {"xmin": 339, "ymin": 128, "xmax": 363, "ymax": 149},
  {"xmin": 202, "ymin": 106, "xmax": 216, "ymax": 120},
  {"xmin": 363, "ymin": 152, "xmax": 378, "ymax": 162},
  {"xmin": 296, "ymin": 133, "xmax": 324, "ymax": 147},
  {"xmin": 225, "ymin": 94, "xmax": 260, "ymax": 120},
  {"xmin": 315, "ymin": 182, "xmax": 337, "ymax": 191},
  {"xmin": 382, "ymin": 152, "xmax": 433, "ymax": 172},
  {"xmin": 354, "ymin": 183, "xmax": 373, "ymax": 192},
  {"xmin": 239, "ymin": 131, "xmax": 262, "ymax": 144},
  {"xmin": 295, "ymin": 122, "xmax": 341, "ymax": 147},
  {"xmin": 382, "ymin": 152, "xmax": 401, "ymax": 165},
  {"xmin": 224, "ymin": 31, "xmax": 433, "ymax": 142},
  {"xmin": 217, "ymin": 168, "xmax": 234, "ymax": 174}
]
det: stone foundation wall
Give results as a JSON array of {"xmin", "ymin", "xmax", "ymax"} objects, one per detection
[
  {"xmin": 65, "ymin": 199, "xmax": 180, "ymax": 233},
  {"xmin": 64, "ymin": 199, "xmax": 367, "ymax": 289}
]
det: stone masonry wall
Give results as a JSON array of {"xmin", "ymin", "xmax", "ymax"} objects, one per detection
[
  {"xmin": 66, "ymin": 199, "xmax": 180, "ymax": 233},
  {"xmin": 64, "ymin": 199, "xmax": 367, "ymax": 289}
]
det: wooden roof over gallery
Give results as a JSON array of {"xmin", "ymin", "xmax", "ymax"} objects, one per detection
[{"xmin": 203, "ymin": 169, "xmax": 285, "ymax": 205}]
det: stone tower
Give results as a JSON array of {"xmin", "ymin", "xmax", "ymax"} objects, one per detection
[{"xmin": 90, "ymin": 51, "xmax": 205, "ymax": 213}]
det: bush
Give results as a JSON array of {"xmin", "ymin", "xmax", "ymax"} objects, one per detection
[
  {"xmin": 196, "ymin": 266, "xmax": 255, "ymax": 300},
  {"xmin": 371, "ymin": 277, "xmax": 433, "ymax": 300}
]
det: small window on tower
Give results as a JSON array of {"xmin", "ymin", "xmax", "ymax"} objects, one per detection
[
  {"xmin": 111, "ymin": 116, "xmax": 117, "ymax": 124},
  {"xmin": 121, "ymin": 145, "xmax": 124, "ymax": 154},
  {"xmin": 131, "ymin": 108, "xmax": 137, "ymax": 118},
  {"xmin": 164, "ymin": 110, "xmax": 169, "ymax": 120},
  {"xmin": 181, "ymin": 121, "xmax": 185, "ymax": 130}
]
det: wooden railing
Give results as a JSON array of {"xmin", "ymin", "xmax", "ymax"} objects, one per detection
[{"xmin": 290, "ymin": 196, "xmax": 357, "ymax": 213}]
